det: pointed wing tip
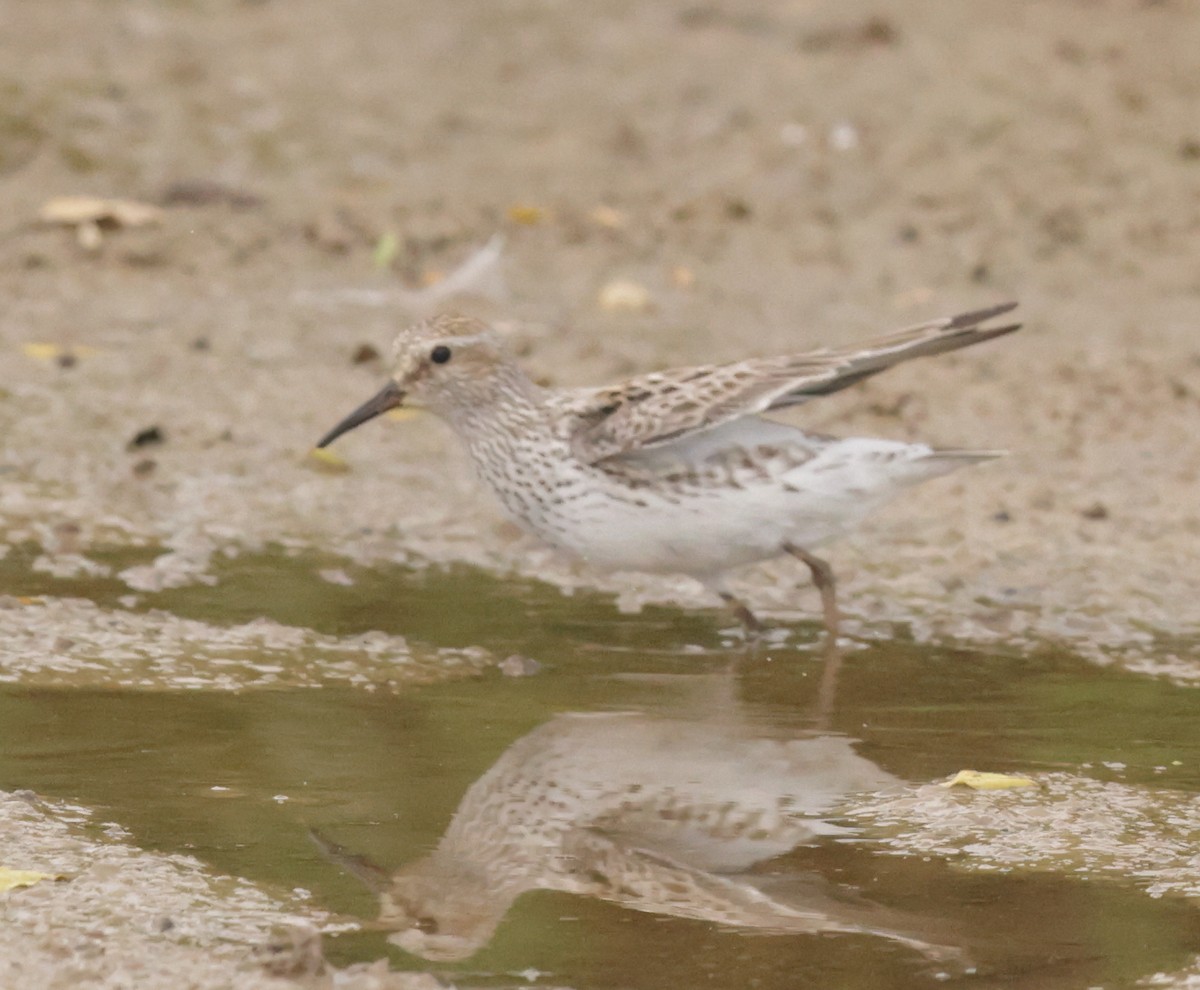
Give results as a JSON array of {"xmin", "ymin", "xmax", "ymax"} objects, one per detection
[
  {"xmin": 948, "ymin": 300, "xmax": 1020, "ymax": 329},
  {"xmin": 986, "ymin": 321, "xmax": 1023, "ymax": 338}
]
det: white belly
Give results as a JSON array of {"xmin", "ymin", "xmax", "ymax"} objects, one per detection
[
  {"xmin": 473, "ymin": 417, "xmax": 980, "ymax": 582},
  {"xmin": 523, "ymin": 437, "xmax": 972, "ymax": 580}
]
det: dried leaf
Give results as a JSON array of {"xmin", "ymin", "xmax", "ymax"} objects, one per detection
[
  {"xmin": 39, "ymin": 196, "xmax": 163, "ymax": 228},
  {"xmin": 506, "ymin": 204, "xmax": 546, "ymax": 225},
  {"xmin": 21, "ymin": 343, "xmax": 100, "ymax": 363},
  {"xmin": 0, "ymin": 868, "xmax": 58, "ymax": 893},
  {"xmin": 598, "ymin": 279, "xmax": 654, "ymax": 313},
  {"xmin": 305, "ymin": 448, "xmax": 351, "ymax": 474},
  {"xmin": 940, "ymin": 770, "xmax": 1037, "ymax": 790},
  {"xmin": 76, "ymin": 219, "xmax": 103, "ymax": 252}
]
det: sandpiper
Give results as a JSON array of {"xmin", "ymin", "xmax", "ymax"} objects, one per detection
[
  {"xmin": 313, "ymin": 712, "xmax": 959, "ymax": 963},
  {"xmin": 318, "ymin": 303, "xmax": 1020, "ymax": 635}
]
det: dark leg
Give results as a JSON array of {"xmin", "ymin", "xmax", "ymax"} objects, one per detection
[
  {"xmin": 813, "ymin": 635, "xmax": 844, "ymax": 730},
  {"xmin": 783, "ymin": 544, "xmax": 840, "ymax": 638},
  {"xmin": 718, "ymin": 590, "xmax": 763, "ymax": 638}
]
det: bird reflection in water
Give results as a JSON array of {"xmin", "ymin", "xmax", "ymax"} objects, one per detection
[{"xmin": 315, "ymin": 701, "xmax": 965, "ymax": 966}]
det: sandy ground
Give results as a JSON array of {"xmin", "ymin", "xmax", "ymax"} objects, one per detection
[
  {"xmin": 2, "ymin": 0, "xmax": 1200, "ymax": 985},
  {"xmin": 0, "ymin": 789, "xmax": 444, "ymax": 990},
  {"xmin": 2, "ymin": 0, "xmax": 1198, "ymax": 661}
]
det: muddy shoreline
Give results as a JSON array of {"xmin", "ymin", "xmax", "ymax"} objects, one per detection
[{"xmin": 2, "ymin": 1, "xmax": 1199, "ymax": 986}]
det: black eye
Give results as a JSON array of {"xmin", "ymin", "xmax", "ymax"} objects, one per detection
[
  {"xmin": 430, "ymin": 345, "xmax": 452, "ymax": 365},
  {"xmin": 414, "ymin": 916, "xmax": 440, "ymax": 935}
]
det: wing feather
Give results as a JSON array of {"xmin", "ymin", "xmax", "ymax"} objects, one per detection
[{"xmin": 547, "ymin": 303, "xmax": 1019, "ymax": 464}]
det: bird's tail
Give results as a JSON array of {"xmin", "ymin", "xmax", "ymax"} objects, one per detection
[
  {"xmin": 927, "ymin": 447, "xmax": 1007, "ymax": 464},
  {"xmin": 911, "ymin": 447, "xmax": 1006, "ymax": 481}
]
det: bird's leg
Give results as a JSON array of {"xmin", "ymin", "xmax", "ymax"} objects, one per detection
[
  {"xmin": 783, "ymin": 544, "xmax": 840, "ymax": 639},
  {"xmin": 717, "ymin": 591, "xmax": 763, "ymax": 640},
  {"xmin": 813, "ymin": 635, "xmax": 845, "ymax": 731}
]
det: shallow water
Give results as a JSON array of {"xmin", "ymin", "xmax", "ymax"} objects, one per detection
[{"xmin": 3, "ymin": 551, "xmax": 1200, "ymax": 987}]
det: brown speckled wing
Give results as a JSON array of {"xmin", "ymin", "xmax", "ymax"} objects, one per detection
[{"xmin": 549, "ymin": 303, "xmax": 1019, "ymax": 464}]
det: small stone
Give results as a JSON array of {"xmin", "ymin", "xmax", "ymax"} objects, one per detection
[
  {"xmin": 670, "ymin": 265, "xmax": 695, "ymax": 288},
  {"xmin": 128, "ymin": 425, "xmax": 165, "ymax": 449},
  {"xmin": 1081, "ymin": 502, "xmax": 1109, "ymax": 520},
  {"xmin": 829, "ymin": 121, "xmax": 859, "ymax": 151},
  {"xmin": 1041, "ymin": 206, "xmax": 1084, "ymax": 245},
  {"xmin": 723, "ymin": 197, "xmax": 753, "ymax": 220},
  {"xmin": 499, "ymin": 654, "xmax": 542, "ymax": 677},
  {"xmin": 779, "ymin": 122, "xmax": 808, "ymax": 147},
  {"xmin": 589, "ymin": 205, "xmax": 627, "ymax": 229},
  {"xmin": 256, "ymin": 925, "xmax": 326, "ymax": 978},
  {"xmin": 351, "ymin": 343, "xmax": 381, "ymax": 365}
]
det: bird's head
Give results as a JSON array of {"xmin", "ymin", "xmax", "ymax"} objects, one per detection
[{"xmin": 316, "ymin": 313, "xmax": 510, "ymax": 448}]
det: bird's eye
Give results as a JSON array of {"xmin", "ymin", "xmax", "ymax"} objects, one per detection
[
  {"xmin": 414, "ymin": 916, "xmax": 440, "ymax": 935},
  {"xmin": 430, "ymin": 345, "xmax": 452, "ymax": 365}
]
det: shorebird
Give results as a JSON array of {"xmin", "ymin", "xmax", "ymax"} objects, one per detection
[
  {"xmin": 317, "ymin": 303, "xmax": 1019, "ymax": 635},
  {"xmin": 314, "ymin": 710, "xmax": 962, "ymax": 964}
]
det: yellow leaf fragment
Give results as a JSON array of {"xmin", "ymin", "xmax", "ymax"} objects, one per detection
[
  {"xmin": 305, "ymin": 448, "xmax": 351, "ymax": 474},
  {"xmin": 506, "ymin": 204, "xmax": 547, "ymax": 225},
  {"xmin": 372, "ymin": 232, "xmax": 400, "ymax": 270},
  {"xmin": 0, "ymin": 868, "xmax": 59, "ymax": 893},
  {"xmin": 39, "ymin": 196, "xmax": 162, "ymax": 228},
  {"xmin": 940, "ymin": 770, "xmax": 1037, "ymax": 790},
  {"xmin": 21, "ymin": 343, "xmax": 100, "ymax": 363},
  {"xmin": 598, "ymin": 278, "xmax": 654, "ymax": 313}
]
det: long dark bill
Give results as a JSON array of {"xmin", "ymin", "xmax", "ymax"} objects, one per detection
[{"xmin": 316, "ymin": 380, "xmax": 404, "ymax": 448}]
